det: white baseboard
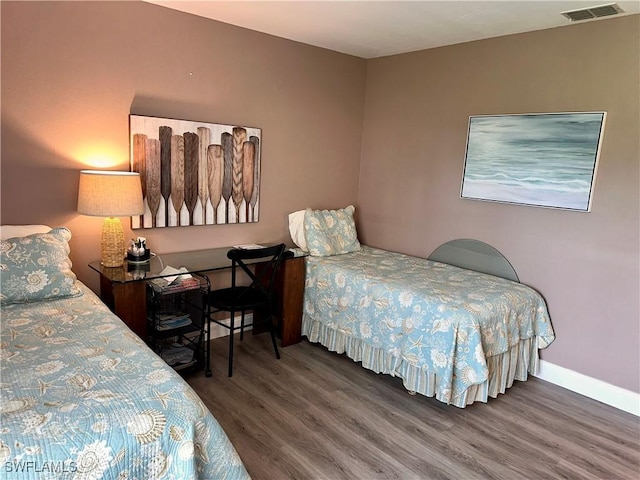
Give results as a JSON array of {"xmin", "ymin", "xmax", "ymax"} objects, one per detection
[
  {"xmin": 205, "ymin": 313, "xmax": 253, "ymax": 340},
  {"xmin": 534, "ymin": 360, "xmax": 640, "ymax": 417}
]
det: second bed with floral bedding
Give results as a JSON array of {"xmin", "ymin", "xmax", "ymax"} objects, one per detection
[{"xmin": 302, "ymin": 245, "xmax": 555, "ymax": 408}]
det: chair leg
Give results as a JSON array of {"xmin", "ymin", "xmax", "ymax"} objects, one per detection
[
  {"xmin": 269, "ymin": 312, "xmax": 280, "ymax": 360},
  {"xmin": 228, "ymin": 310, "xmax": 235, "ymax": 377},
  {"xmin": 205, "ymin": 305, "xmax": 212, "ymax": 377},
  {"xmin": 240, "ymin": 311, "xmax": 245, "ymax": 341}
]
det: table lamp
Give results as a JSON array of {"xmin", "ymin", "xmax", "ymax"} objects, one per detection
[{"xmin": 78, "ymin": 170, "xmax": 144, "ymax": 267}]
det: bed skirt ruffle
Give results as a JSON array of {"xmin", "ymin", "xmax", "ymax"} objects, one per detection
[{"xmin": 303, "ymin": 315, "xmax": 541, "ymax": 408}]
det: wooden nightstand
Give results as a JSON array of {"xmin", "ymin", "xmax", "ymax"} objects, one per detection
[
  {"xmin": 264, "ymin": 254, "xmax": 306, "ymax": 346},
  {"xmin": 93, "ymin": 269, "xmax": 148, "ymax": 338}
]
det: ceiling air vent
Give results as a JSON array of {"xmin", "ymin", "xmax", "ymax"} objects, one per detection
[{"xmin": 562, "ymin": 2, "xmax": 624, "ymax": 21}]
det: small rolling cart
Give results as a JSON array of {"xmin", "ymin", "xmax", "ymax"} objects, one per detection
[{"xmin": 146, "ymin": 273, "xmax": 208, "ymax": 373}]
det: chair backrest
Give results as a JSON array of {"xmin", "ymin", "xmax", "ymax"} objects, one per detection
[{"xmin": 227, "ymin": 243, "xmax": 286, "ymax": 302}]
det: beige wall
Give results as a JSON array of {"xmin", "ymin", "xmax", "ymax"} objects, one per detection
[
  {"xmin": 2, "ymin": 2, "xmax": 638, "ymax": 394},
  {"xmin": 0, "ymin": 1, "xmax": 366, "ymax": 292},
  {"xmin": 358, "ymin": 15, "xmax": 640, "ymax": 392}
]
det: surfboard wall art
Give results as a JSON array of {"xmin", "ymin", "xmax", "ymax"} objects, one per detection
[{"xmin": 130, "ymin": 114, "xmax": 261, "ymax": 228}]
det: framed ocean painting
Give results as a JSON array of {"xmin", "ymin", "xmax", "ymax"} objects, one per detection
[{"xmin": 460, "ymin": 112, "xmax": 606, "ymax": 212}]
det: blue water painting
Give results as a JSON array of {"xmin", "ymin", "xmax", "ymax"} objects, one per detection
[{"xmin": 461, "ymin": 112, "xmax": 605, "ymax": 211}]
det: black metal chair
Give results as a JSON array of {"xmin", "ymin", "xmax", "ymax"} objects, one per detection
[{"xmin": 204, "ymin": 243, "xmax": 286, "ymax": 377}]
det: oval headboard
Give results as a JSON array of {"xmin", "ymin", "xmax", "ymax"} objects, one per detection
[{"xmin": 428, "ymin": 239, "xmax": 519, "ymax": 282}]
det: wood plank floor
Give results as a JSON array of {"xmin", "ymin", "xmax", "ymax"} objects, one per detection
[{"xmin": 185, "ymin": 334, "xmax": 640, "ymax": 480}]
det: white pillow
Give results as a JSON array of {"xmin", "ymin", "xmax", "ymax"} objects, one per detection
[
  {"xmin": 0, "ymin": 225, "xmax": 52, "ymax": 240},
  {"xmin": 288, "ymin": 210, "xmax": 308, "ymax": 252}
]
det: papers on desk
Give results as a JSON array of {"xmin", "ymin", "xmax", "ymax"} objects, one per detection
[
  {"xmin": 149, "ymin": 266, "xmax": 200, "ymax": 294},
  {"xmin": 232, "ymin": 244, "xmax": 265, "ymax": 250}
]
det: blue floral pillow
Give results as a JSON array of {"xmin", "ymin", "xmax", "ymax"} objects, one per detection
[
  {"xmin": 0, "ymin": 227, "xmax": 83, "ymax": 305},
  {"xmin": 304, "ymin": 205, "xmax": 361, "ymax": 256}
]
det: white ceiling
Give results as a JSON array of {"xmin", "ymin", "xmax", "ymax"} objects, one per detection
[{"xmin": 144, "ymin": 1, "xmax": 639, "ymax": 58}]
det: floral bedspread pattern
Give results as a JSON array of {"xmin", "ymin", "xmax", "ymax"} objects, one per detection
[
  {"xmin": 0, "ymin": 284, "xmax": 249, "ymax": 480},
  {"xmin": 302, "ymin": 246, "xmax": 555, "ymax": 406}
]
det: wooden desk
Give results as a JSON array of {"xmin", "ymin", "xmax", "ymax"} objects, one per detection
[{"xmin": 89, "ymin": 247, "xmax": 306, "ymax": 346}]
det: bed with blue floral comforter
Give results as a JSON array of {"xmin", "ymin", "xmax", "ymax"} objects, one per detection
[
  {"xmin": 0, "ymin": 283, "xmax": 250, "ymax": 479},
  {"xmin": 302, "ymin": 246, "xmax": 555, "ymax": 408}
]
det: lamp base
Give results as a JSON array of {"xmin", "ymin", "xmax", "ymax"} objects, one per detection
[{"xmin": 101, "ymin": 217, "xmax": 125, "ymax": 267}]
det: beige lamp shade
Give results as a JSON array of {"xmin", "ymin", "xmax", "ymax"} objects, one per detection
[
  {"xmin": 78, "ymin": 170, "xmax": 144, "ymax": 267},
  {"xmin": 78, "ymin": 170, "xmax": 144, "ymax": 216}
]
